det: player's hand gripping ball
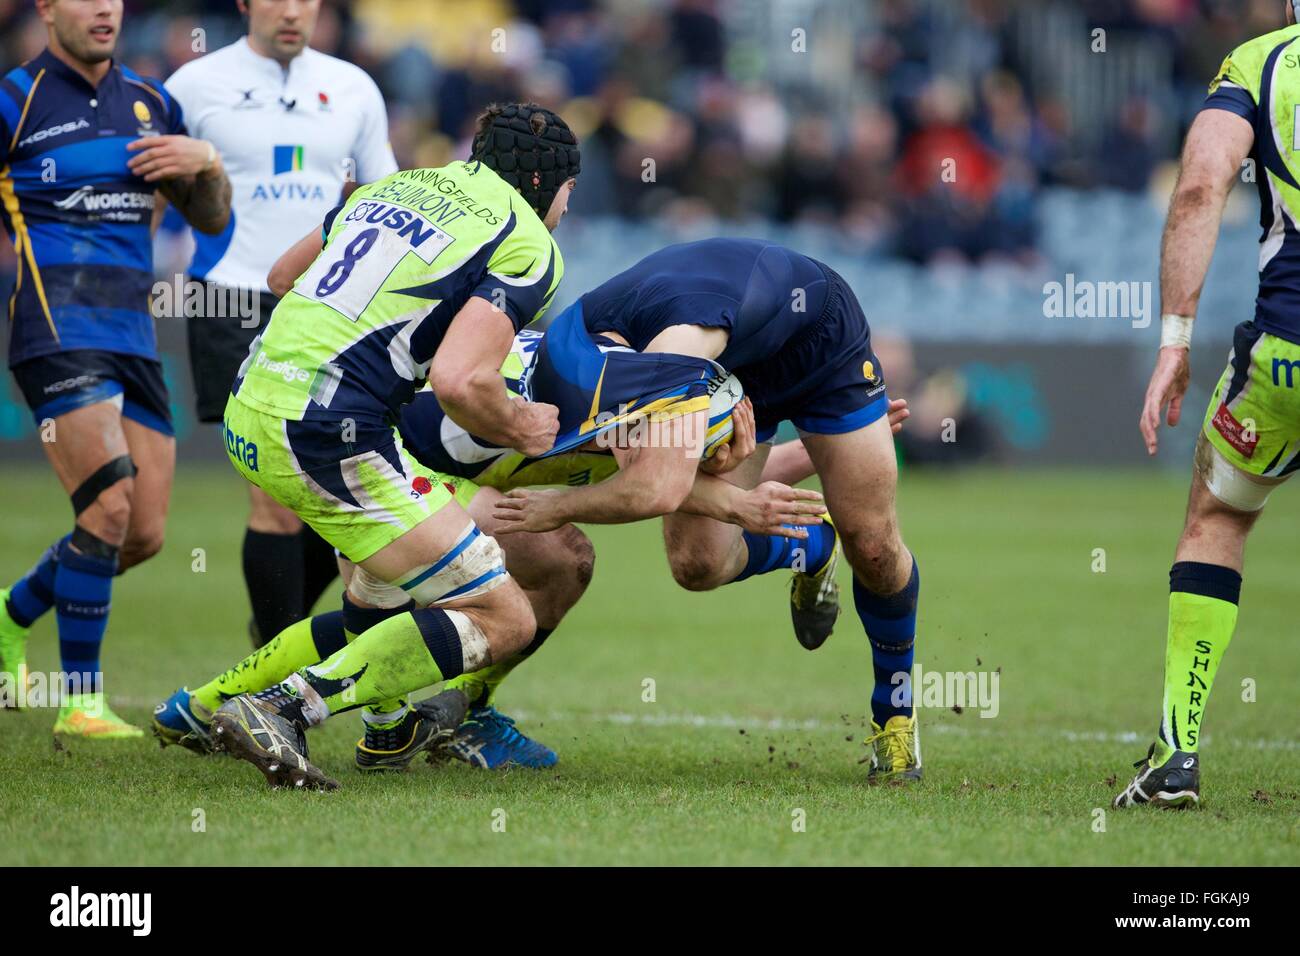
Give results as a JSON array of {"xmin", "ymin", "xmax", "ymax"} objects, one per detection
[{"xmin": 703, "ymin": 374, "xmax": 744, "ymax": 460}]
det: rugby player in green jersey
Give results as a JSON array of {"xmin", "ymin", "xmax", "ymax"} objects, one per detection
[
  {"xmin": 157, "ymin": 104, "xmax": 581, "ymax": 790},
  {"xmin": 1115, "ymin": 2, "xmax": 1300, "ymax": 807}
]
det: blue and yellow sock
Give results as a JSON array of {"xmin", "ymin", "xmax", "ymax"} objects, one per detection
[
  {"xmin": 54, "ymin": 538, "xmax": 117, "ymax": 696},
  {"xmin": 732, "ymin": 523, "xmax": 836, "ymax": 582},
  {"xmin": 854, "ymin": 557, "xmax": 919, "ymax": 726},
  {"xmin": 4, "ymin": 535, "xmax": 67, "ymax": 629}
]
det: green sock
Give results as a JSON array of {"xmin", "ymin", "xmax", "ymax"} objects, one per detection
[
  {"xmin": 339, "ymin": 596, "xmax": 412, "ymax": 728},
  {"xmin": 444, "ymin": 659, "xmax": 519, "ymax": 709},
  {"xmin": 1153, "ymin": 562, "xmax": 1241, "ymax": 764},
  {"xmin": 299, "ymin": 607, "xmax": 467, "ymax": 718},
  {"xmin": 444, "ymin": 627, "xmax": 552, "ymax": 708},
  {"xmin": 191, "ymin": 612, "xmax": 347, "ymax": 714}
]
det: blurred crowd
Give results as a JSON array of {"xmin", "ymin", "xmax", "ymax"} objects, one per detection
[{"xmin": 0, "ymin": 0, "xmax": 1291, "ymax": 266}]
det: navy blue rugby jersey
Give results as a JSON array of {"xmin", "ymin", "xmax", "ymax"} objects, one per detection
[{"xmin": 0, "ymin": 49, "xmax": 185, "ymax": 367}]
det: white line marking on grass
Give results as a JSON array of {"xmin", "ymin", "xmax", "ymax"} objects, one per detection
[
  {"xmin": 509, "ymin": 708, "xmax": 1300, "ymax": 751},
  {"xmin": 116, "ymin": 697, "xmax": 1300, "ymax": 752}
]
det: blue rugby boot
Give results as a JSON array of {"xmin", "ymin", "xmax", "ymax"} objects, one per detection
[
  {"xmin": 152, "ymin": 688, "xmax": 214, "ymax": 754},
  {"xmin": 423, "ymin": 694, "xmax": 558, "ymax": 770}
]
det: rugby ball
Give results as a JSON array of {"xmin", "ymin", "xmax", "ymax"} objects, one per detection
[{"xmin": 703, "ymin": 374, "xmax": 744, "ymax": 460}]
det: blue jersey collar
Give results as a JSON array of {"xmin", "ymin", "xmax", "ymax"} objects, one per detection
[{"xmin": 31, "ymin": 47, "xmax": 118, "ymax": 93}]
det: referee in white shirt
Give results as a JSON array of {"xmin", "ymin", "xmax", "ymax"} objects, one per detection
[{"xmin": 165, "ymin": 0, "xmax": 398, "ymax": 646}]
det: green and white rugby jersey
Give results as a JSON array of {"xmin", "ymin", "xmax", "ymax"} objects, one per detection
[
  {"xmin": 1206, "ymin": 23, "xmax": 1300, "ymax": 343},
  {"xmin": 231, "ymin": 161, "xmax": 564, "ymax": 426}
]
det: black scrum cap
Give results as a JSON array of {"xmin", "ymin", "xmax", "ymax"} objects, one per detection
[{"xmin": 470, "ymin": 103, "xmax": 581, "ymax": 217}]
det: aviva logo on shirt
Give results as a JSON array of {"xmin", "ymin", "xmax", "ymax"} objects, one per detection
[
  {"xmin": 273, "ymin": 144, "xmax": 305, "ymax": 174},
  {"xmin": 253, "ymin": 145, "xmax": 325, "ymax": 200}
]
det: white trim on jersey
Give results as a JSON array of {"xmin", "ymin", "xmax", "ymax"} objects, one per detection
[{"xmin": 164, "ymin": 38, "xmax": 398, "ymax": 292}]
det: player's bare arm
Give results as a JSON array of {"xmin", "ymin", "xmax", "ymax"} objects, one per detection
[
  {"xmin": 677, "ymin": 473, "xmax": 824, "ymax": 539},
  {"xmin": 1141, "ymin": 108, "xmax": 1254, "ymax": 455},
  {"xmin": 268, "ymin": 226, "xmax": 328, "ymax": 297},
  {"xmin": 429, "ymin": 298, "xmax": 560, "ymax": 457},
  {"xmin": 492, "ymin": 411, "xmax": 707, "ymax": 532},
  {"xmin": 128, "ymin": 135, "xmax": 231, "ymax": 236}
]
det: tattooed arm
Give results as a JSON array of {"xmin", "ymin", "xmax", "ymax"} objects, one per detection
[{"xmin": 127, "ymin": 135, "xmax": 232, "ymax": 236}]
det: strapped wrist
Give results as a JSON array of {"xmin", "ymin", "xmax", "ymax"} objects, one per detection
[
  {"xmin": 1160, "ymin": 313, "xmax": 1194, "ymax": 349},
  {"xmin": 199, "ymin": 141, "xmax": 216, "ymax": 175}
]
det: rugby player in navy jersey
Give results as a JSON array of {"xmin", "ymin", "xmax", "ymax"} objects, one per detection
[
  {"xmin": 0, "ymin": 0, "xmax": 231, "ymax": 736},
  {"xmin": 485, "ymin": 239, "xmax": 924, "ymax": 781}
]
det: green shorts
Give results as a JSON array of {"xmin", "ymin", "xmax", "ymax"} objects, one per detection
[
  {"xmin": 1203, "ymin": 321, "xmax": 1300, "ymax": 478},
  {"xmin": 439, "ymin": 450, "xmax": 622, "ymax": 507},
  {"xmin": 221, "ymin": 395, "xmax": 456, "ymax": 563}
]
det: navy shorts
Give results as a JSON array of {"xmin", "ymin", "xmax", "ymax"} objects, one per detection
[
  {"xmin": 10, "ymin": 349, "xmax": 173, "ymax": 436},
  {"xmin": 187, "ymin": 284, "xmax": 279, "ymax": 424},
  {"xmin": 397, "ymin": 391, "xmax": 476, "ymax": 478},
  {"xmin": 742, "ymin": 265, "xmax": 889, "ymax": 443}
]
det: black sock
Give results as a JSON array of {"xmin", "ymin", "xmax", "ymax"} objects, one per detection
[
  {"xmin": 300, "ymin": 525, "xmax": 339, "ymax": 615},
  {"xmin": 519, "ymin": 626, "xmax": 554, "ymax": 658},
  {"xmin": 243, "ymin": 529, "xmax": 306, "ymax": 645}
]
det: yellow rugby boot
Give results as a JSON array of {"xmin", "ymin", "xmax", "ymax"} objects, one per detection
[
  {"xmin": 53, "ymin": 692, "xmax": 145, "ymax": 739},
  {"xmin": 865, "ymin": 714, "xmax": 922, "ymax": 783}
]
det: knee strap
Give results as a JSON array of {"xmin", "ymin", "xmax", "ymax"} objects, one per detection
[
  {"xmin": 395, "ymin": 524, "xmax": 509, "ymax": 607},
  {"xmin": 1200, "ymin": 441, "xmax": 1275, "ymax": 513},
  {"xmin": 71, "ymin": 455, "xmax": 137, "ymax": 516},
  {"xmin": 70, "ymin": 525, "xmax": 120, "ymax": 562}
]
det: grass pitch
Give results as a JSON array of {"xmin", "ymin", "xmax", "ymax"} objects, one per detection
[{"xmin": 1, "ymin": 461, "xmax": 1297, "ymax": 866}]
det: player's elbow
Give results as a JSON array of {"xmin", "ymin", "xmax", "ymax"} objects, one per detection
[
  {"xmin": 1174, "ymin": 178, "xmax": 1221, "ymax": 209},
  {"xmin": 1174, "ymin": 156, "xmax": 1236, "ymax": 208},
  {"xmin": 429, "ymin": 359, "xmax": 489, "ymax": 410},
  {"xmin": 428, "ymin": 362, "xmax": 467, "ymax": 408},
  {"xmin": 192, "ymin": 209, "xmax": 230, "ymax": 237},
  {"xmin": 267, "ymin": 260, "xmax": 297, "ymax": 299},
  {"xmin": 640, "ymin": 470, "xmax": 694, "ymax": 518}
]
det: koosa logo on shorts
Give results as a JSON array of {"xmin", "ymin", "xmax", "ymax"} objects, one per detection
[
  {"xmin": 43, "ymin": 374, "xmax": 100, "ymax": 395},
  {"xmin": 49, "ymin": 886, "xmax": 151, "ymax": 936},
  {"xmin": 254, "ymin": 351, "xmax": 310, "ymax": 384}
]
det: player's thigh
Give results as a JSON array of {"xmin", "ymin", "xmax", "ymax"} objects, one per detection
[
  {"xmin": 801, "ymin": 417, "xmax": 908, "ymax": 584},
  {"xmin": 660, "ymin": 441, "xmax": 772, "ymax": 566},
  {"xmin": 119, "ymin": 415, "xmax": 176, "ymax": 564},
  {"xmin": 12, "ymin": 351, "xmax": 131, "ymax": 492},
  {"xmin": 40, "ymin": 401, "xmax": 136, "ymax": 541},
  {"xmin": 247, "ymin": 483, "xmax": 303, "ymax": 534},
  {"xmin": 224, "ymin": 401, "xmax": 530, "ymax": 643},
  {"xmin": 801, "ymin": 416, "xmax": 898, "ymax": 520},
  {"xmin": 39, "ymin": 400, "xmax": 130, "ymax": 491}
]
